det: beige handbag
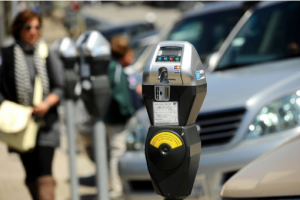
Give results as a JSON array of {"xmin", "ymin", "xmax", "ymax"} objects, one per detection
[{"xmin": 0, "ymin": 76, "xmax": 43, "ymax": 152}]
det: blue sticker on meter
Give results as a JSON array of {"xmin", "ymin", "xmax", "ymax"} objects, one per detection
[
  {"xmin": 196, "ymin": 70, "xmax": 205, "ymax": 80},
  {"xmin": 196, "ymin": 71, "xmax": 201, "ymax": 80}
]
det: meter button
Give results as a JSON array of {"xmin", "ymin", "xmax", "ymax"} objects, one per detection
[
  {"xmin": 175, "ymin": 58, "xmax": 180, "ymax": 61},
  {"xmin": 158, "ymin": 57, "xmax": 162, "ymax": 61},
  {"xmin": 164, "ymin": 57, "xmax": 168, "ymax": 61},
  {"xmin": 169, "ymin": 57, "xmax": 174, "ymax": 61}
]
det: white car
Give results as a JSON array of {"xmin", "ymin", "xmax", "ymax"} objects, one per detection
[
  {"xmin": 221, "ymin": 133, "xmax": 300, "ymax": 199},
  {"xmin": 119, "ymin": 1, "xmax": 300, "ymax": 200}
]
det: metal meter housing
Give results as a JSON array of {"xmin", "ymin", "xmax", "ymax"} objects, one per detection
[
  {"xmin": 76, "ymin": 31, "xmax": 111, "ymax": 118},
  {"xmin": 52, "ymin": 37, "xmax": 78, "ymax": 100},
  {"xmin": 143, "ymin": 41, "xmax": 207, "ymax": 126}
]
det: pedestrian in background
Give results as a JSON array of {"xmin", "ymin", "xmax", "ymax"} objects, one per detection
[
  {"xmin": 0, "ymin": 10, "xmax": 64, "ymax": 200},
  {"xmin": 105, "ymin": 35, "xmax": 138, "ymax": 199}
]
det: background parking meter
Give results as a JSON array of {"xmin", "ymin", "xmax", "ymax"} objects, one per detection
[
  {"xmin": 52, "ymin": 37, "xmax": 79, "ymax": 200},
  {"xmin": 76, "ymin": 30, "xmax": 111, "ymax": 118},
  {"xmin": 52, "ymin": 37, "xmax": 78, "ymax": 100},
  {"xmin": 143, "ymin": 41, "xmax": 207, "ymax": 200},
  {"xmin": 76, "ymin": 30, "xmax": 111, "ymax": 200}
]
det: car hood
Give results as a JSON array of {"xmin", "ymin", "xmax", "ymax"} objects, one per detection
[
  {"xmin": 201, "ymin": 58, "xmax": 300, "ymax": 112},
  {"xmin": 220, "ymin": 134, "xmax": 300, "ymax": 198}
]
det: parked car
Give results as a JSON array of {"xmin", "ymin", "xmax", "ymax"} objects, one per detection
[
  {"xmin": 119, "ymin": 1, "xmax": 300, "ymax": 200},
  {"xmin": 164, "ymin": 1, "xmax": 248, "ymax": 61},
  {"xmin": 221, "ymin": 132, "xmax": 300, "ymax": 199},
  {"xmin": 132, "ymin": 1, "xmax": 256, "ymax": 73}
]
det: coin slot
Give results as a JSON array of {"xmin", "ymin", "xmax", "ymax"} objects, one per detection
[
  {"xmin": 154, "ymin": 86, "xmax": 170, "ymax": 101},
  {"xmin": 165, "ymin": 86, "xmax": 169, "ymax": 99}
]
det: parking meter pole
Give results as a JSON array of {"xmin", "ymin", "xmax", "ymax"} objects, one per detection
[
  {"xmin": 52, "ymin": 37, "xmax": 80, "ymax": 200},
  {"xmin": 65, "ymin": 99, "xmax": 80, "ymax": 200},
  {"xmin": 93, "ymin": 119, "xmax": 109, "ymax": 200},
  {"xmin": 143, "ymin": 42, "xmax": 207, "ymax": 200}
]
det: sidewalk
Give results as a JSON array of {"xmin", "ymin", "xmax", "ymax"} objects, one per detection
[{"xmin": 0, "ymin": 133, "xmax": 97, "ymax": 200}]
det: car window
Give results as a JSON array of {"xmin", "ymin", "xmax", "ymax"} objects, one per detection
[
  {"xmin": 165, "ymin": 8, "xmax": 241, "ymax": 60},
  {"xmin": 132, "ymin": 45, "xmax": 148, "ymax": 65},
  {"xmin": 217, "ymin": 2, "xmax": 300, "ymax": 70},
  {"xmin": 168, "ymin": 21, "xmax": 204, "ymax": 43},
  {"xmin": 102, "ymin": 25, "xmax": 153, "ymax": 41},
  {"xmin": 130, "ymin": 26, "xmax": 148, "ymax": 38},
  {"xmin": 101, "ymin": 29, "xmax": 128, "ymax": 40}
]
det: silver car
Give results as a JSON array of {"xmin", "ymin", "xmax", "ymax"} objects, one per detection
[{"xmin": 119, "ymin": 1, "xmax": 300, "ymax": 200}]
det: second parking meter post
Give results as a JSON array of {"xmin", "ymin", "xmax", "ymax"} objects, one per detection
[
  {"xmin": 52, "ymin": 37, "xmax": 79, "ymax": 200},
  {"xmin": 76, "ymin": 31, "xmax": 111, "ymax": 200},
  {"xmin": 143, "ymin": 41, "xmax": 207, "ymax": 200}
]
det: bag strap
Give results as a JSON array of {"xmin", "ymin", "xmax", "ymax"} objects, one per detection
[{"xmin": 32, "ymin": 75, "xmax": 43, "ymax": 106}]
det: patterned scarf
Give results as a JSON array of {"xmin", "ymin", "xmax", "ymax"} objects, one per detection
[{"xmin": 14, "ymin": 39, "xmax": 50, "ymax": 106}]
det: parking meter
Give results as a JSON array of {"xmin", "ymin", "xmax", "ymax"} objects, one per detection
[
  {"xmin": 76, "ymin": 30, "xmax": 111, "ymax": 200},
  {"xmin": 143, "ymin": 41, "xmax": 207, "ymax": 200},
  {"xmin": 52, "ymin": 37, "xmax": 78, "ymax": 100},
  {"xmin": 51, "ymin": 37, "xmax": 80, "ymax": 200},
  {"xmin": 76, "ymin": 30, "xmax": 111, "ymax": 118}
]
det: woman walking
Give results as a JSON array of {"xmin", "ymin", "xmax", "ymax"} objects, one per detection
[{"xmin": 0, "ymin": 10, "xmax": 64, "ymax": 200}]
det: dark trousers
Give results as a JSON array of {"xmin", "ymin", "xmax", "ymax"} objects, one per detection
[{"xmin": 19, "ymin": 146, "xmax": 55, "ymax": 182}]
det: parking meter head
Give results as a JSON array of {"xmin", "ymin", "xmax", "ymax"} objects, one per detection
[
  {"xmin": 76, "ymin": 31, "xmax": 112, "ymax": 118},
  {"xmin": 76, "ymin": 31, "xmax": 111, "ymax": 76},
  {"xmin": 52, "ymin": 37, "xmax": 77, "ymax": 69},
  {"xmin": 142, "ymin": 41, "xmax": 207, "ymax": 126},
  {"xmin": 52, "ymin": 37, "xmax": 78, "ymax": 100},
  {"xmin": 143, "ymin": 41, "xmax": 206, "ymax": 86}
]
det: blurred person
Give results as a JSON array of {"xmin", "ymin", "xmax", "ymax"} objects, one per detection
[
  {"xmin": 0, "ymin": 10, "xmax": 64, "ymax": 200},
  {"xmin": 105, "ymin": 35, "xmax": 139, "ymax": 199}
]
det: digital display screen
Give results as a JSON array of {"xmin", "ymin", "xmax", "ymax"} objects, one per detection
[{"xmin": 156, "ymin": 47, "xmax": 182, "ymax": 62}]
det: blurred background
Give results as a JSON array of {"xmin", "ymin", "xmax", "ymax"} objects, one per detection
[
  {"xmin": 1, "ymin": 1, "xmax": 300, "ymax": 200},
  {"xmin": 0, "ymin": 1, "xmax": 188, "ymax": 200},
  {"xmin": 0, "ymin": 1, "xmax": 191, "ymax": 46}
]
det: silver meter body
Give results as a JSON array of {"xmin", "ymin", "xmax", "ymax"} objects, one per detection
[
  {"xmin": 76, "ymin": 31, "xmax": 111, "ymax": 118},
  {"xmin": 143, "ymin": 41, "xmax": 206, "ymax": 86},
  {"xmin": 143, "ymin": 41, "xmax": 207, "ymax": 126}
]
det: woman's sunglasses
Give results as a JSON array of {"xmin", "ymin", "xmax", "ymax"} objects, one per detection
[{"xmin": 23, "ymin": 25, "xmax": 42, "ymax": 31}]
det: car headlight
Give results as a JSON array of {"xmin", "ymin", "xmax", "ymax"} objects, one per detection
[{"xmin": 246, "ymin": 90, "xmax": 300, "ymax": 139}]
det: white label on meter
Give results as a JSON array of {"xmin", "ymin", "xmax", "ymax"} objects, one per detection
[{"xmin": 153, "ymin": 101, "xmax": 179, "ymax": 125}]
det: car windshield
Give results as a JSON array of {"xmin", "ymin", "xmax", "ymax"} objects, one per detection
[
  {"xmin": 165, "ymin": 8, "xmax": 241, "ymax": 61},
  {"xmin": 217, "ymin": 2, "xmax": 300, "ymax": 70}
]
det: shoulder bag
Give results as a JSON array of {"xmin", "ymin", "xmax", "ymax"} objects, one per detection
[{"xmin": 0, "ymin": 76, "xmax": 43, "ymax": 152}]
